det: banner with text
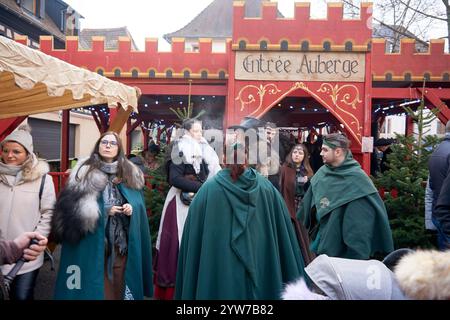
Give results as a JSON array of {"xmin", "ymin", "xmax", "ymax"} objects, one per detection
[{"xmin": 235, "ymin": 51, "xmax": 366, "ymax": 82}]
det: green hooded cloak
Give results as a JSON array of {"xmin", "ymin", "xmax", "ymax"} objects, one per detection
[
  {"xmin": 175, "ymin": 168, "xmax": 305, "ymax": 300},
  {"xmin": 54, "ymin": 184, "xmax": 153, "ymax": 300},
  {"xmin": 298, "ymin": 152, "xmax": 394, "ymax": 259}
]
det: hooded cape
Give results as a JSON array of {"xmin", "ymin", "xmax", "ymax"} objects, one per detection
[
  {"xmin": 298, "ymin": 152, "xmax": 393, "ymax": 259},
  {"xmin": 175, "ymin": 168, "xmax": 305, "ymax": 300}
]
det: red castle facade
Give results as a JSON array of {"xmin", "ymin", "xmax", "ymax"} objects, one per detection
[{"xmin": 3, "ymin": 2, "xmax": 450, "ymax": 173}]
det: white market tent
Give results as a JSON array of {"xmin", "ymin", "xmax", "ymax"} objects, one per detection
[{"xmin": 0, "ymin": 35, "xmax": 139, "ymax": 132}]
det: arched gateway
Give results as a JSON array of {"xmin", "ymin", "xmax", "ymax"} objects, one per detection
[{"xmin": 1, "ymin": 1, "xmax": 449, "ymax": 174}]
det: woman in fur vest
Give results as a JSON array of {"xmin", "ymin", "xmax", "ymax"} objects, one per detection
[
  {"xmin": 52, "ymin": 131, "xmax": 153, "ymax": 300},
  {"xmin": 0, "ymin": 125, "xmax": 56, "ymax": 300},
  {"xmin": 154, "ymin": 119, "xmax": 221, "ymax": 300}
]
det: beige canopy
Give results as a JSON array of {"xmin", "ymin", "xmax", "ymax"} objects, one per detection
[{"xmin": 0, "ymin": 36, "xmax": 139, "ymax": 131}]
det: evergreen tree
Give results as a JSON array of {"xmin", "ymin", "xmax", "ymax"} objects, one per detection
[
  {"xmin": 143, "ymin": 148, "xmax": 170, "ymax": 249},
  {"xmin": 372, "ymin": 92, "xmax": 441, "ymax": 249}
]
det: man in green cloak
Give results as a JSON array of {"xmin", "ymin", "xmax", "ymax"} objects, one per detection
[{"xmin": 298, "ymin": 133, "xmax": 394, "ymax": 260}]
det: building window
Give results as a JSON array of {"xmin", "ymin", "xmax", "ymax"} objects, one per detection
[
  {"xmin": 345, "ymin": 41, "xmax": 353, "ymax": 51},
  {"xmin": 22, "ymin": 0, "xmax": 41, "ymax": 18},
  {"xmin": 301, "ymin": 41, "xmax": 309, "ymax": 51},
  {"xmin": 260, "ymin": 41, "xmax": 268, "ymax": 50}
]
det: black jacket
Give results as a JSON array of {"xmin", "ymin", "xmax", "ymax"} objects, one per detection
[
  {"xmin": 433, "ymin": 171, "xmax": 450, "ymax": 236},
  {"xmin": 168, "ymin": 161, "xmax": 208, "ymax": 193},
  {"xmin": 428, "ymin": 136, "xmax": 450, "ymax": 210}
]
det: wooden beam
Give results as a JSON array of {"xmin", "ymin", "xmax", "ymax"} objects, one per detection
[
  {"xmin": 91, "ymin": 109, "xmax": 102, "ymax": 131},
  {"xmin": 60, "ymin": 110, "xmax": 70, "ymax": 172},
  {"xmin": 362, "ymin": 52, "xmax": 373, "ymax": 174},
  {"xmin": 0, "ymin": 116, "xmax": 27, "ymax": 141},
  {"xmin": 126, "ymin": 118, "xmax": 132, "ymax": 155},
  {"xmin": 372, "ymin": 87, "xmax": 450, "ymax": 100},
  {"xmin": 418, "ymin": 88, "xmax": 450, "ymax": 125},
  {"xmin": 108, "ymin": 104, "xmax": 133, "ymax": 133}
]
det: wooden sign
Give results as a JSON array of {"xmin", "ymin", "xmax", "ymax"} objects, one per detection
[{"xmin": 235, "ymin": 51, "xmax": 366, "ymax": 82}]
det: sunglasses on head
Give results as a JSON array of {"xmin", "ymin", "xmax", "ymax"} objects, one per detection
[{"xmin": 100, "ymin": 139, "xmax": 118, "ymax": 147}]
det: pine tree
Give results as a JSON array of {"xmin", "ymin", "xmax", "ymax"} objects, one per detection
[
  {"xmin": 372, "ymin": 88, "xmax": 441, "ymax": 249},
  {"xmin": 143, "ymin": 149, "xmax": 170, "ymax": 249}
]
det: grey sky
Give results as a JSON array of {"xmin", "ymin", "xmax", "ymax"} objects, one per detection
[
  {"xmin": 64, "ymin": 0, "xmax": 331, "ymax": 50},
  {"xmin": 64, "ymin": 0, "xmax": 447, "ymax": 51}
]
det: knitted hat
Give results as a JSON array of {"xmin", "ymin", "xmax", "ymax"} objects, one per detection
[{"xmin": 1, "ymin": 124, "xmax": 34, "ymax": 154}]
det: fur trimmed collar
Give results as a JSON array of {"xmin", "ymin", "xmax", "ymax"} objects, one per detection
[
  {"xmin": 52, "ymin": 158, "xmax": 144, "ymax": 244},
  {"xmin": 0, "ymin": 156, "xmax": 49, "ymax": 184},
  {"xmin": 68, "ymin": 157, "xmax": 145, "ymax": 190}
]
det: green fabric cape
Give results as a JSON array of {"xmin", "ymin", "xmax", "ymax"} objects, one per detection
[
  {"xmin": 54, "ymin": 184, "xmax": 153, "ymax": 300},
  {"xmin": 175, "ymin": 168, "xmax": 305, "ymax": 300},
  {"xmin": 298, "ymin": 152, "xmax": 394, "ymax": 259}
]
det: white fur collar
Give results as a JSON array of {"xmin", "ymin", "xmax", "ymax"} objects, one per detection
[
  {"xmin": 395, "ymin": 250, "xmax": 450, "ymax": 300},
  {"xmin": 177, "ymin": 134, "xmax": 204, "ymax": 174}
]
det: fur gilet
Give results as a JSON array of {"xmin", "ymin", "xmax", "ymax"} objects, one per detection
[{"xmin": 51, "ymin": 158, "xmax": 144, "ymax": 244}]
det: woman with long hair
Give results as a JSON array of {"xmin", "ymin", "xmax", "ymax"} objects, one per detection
[
  {"xmin": 0, "ymin": 125, "xmax": 55, "ymax": 300},
  {"xmin": 153, "ymin": 119, "xmax": 220, "ymax": 300},
  {"xmin": 280, "ymin": 144, "xmax": 316, "ymax": 265},
  {"xmin": 280, "ymin": 144, "xmax": 314, "ymax": 217},
  {"xmin": 175, "ymin": 140, "xmax": 305, "ymax": 299},
  {"xmin": 52, "ymin": 131, "xmax": 153, "ymax": 300}
]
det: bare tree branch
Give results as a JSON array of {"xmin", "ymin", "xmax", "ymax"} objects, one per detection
[
  {"xmin": 341, "ymin": 0, "xmax": 430, "ymax": 43},
  {"xmin": 397, "ymin": 0, "xmax": 447, "ymax": 21}
]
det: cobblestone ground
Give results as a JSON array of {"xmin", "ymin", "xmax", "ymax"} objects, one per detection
[
  {"xmin": 33, "ymin": 246, "xmax": 155, "ymax": 300},
  {"xmin": 34, "ymin": 245, "xmax": 60, "ymax": 300}
]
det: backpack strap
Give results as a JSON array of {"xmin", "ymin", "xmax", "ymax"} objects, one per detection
[
  {"xmin": 38, "ymin": 174, "xmax": 46, "ymax": 202},
  {"xmin": 36, "ymin": 174, "xmax": 56, "ymax": 271}
]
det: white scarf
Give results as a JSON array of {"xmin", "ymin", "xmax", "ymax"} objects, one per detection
[
  {"xmin": 176, "ymin": 134, "xmax": 221, "ymax": 176},
  {"xmin": 0, "ymin": 153, "xmax": 37, "ymax": 184},
  {"xmin": 0, "ymin": 161, "xmax": 22, "ymax": 176},
  {"xmin": 177, "ymin": 134, "xmax": 204, "ymax": 174}
]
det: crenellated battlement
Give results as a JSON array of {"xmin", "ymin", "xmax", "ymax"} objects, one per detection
[
  {"xmin": 35, "ymin": 35, "xmax": 229, "ymax": 79},
  {"xmin": 232, "ymin": 1, "xmax": 372, "ymax": 51},
  {"xmin": 372, "ymin": 39, "xmax": 450, "ymax": 82}
]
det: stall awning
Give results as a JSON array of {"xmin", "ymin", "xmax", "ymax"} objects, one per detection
[{"xmin": 0, "ymin": 36, "xmax": 139, "ymax": 120}]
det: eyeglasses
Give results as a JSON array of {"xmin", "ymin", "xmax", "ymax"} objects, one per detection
[{"xmin": 100, "ymin": 139, "xmax": 118, "ymax": 147}]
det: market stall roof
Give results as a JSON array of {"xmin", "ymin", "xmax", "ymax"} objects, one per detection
[{"xmin": 0, "ymin": 35, "xmax": 139, "ymax": 120}]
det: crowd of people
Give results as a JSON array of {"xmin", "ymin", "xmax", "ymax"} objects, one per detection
[{"xmin": 0, "ymin": 118, "xmax": 449, "ymax": 300}]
